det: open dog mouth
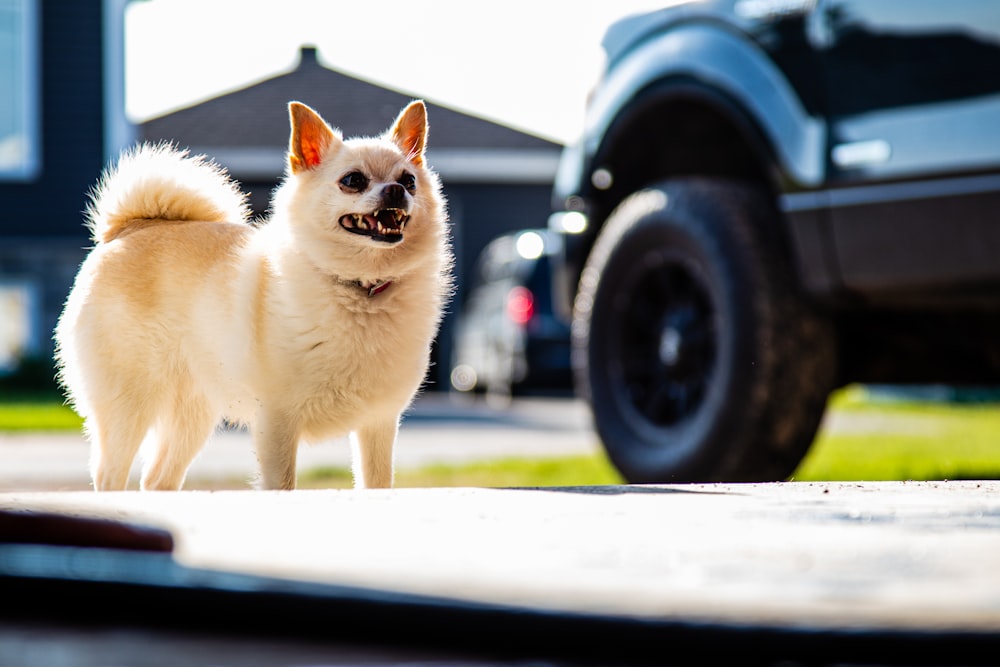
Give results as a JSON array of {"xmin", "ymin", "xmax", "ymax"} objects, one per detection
[{"xmin": 339, "ymin": 208, "xmax": 408, "ymax": 244}]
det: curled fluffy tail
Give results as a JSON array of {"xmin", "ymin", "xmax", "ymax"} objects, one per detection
[{"xmin": 86, "ymin": 143, "xmax": 250, "ymax": 243}]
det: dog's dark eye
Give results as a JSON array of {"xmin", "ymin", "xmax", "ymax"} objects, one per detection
[
  {"xmin": 339, "ymin": 171, "xmax": 369, "ymax": 192},
  {"xmin": 398, "ymin": 172, "xmax": 416, "ymax": 192}
]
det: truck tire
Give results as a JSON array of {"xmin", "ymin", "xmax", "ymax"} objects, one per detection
[{"xmin": 573, "ymin": 178, "xmax": 835, "ymax": 482}]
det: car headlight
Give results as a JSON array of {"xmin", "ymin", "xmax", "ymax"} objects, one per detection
[{"xmin": 548, "ymin": 211, "xmax": 588, "ymax": 234}]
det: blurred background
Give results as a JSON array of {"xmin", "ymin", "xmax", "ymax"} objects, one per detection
[{"xmin": 3, "ymin": 0, "xmax": 1000, "ymax": 490}]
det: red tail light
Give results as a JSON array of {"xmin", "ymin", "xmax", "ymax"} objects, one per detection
[{"xmin": 506, "ymin": 286, "xmax": 534, "ymax": 325}]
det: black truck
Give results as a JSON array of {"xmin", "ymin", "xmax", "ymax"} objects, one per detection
[{"xmin": 548, "ymin": 0, "xmax": 1000, "ymax": 483}]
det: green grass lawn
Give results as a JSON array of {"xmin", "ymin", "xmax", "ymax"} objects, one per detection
[
  {"xmin": 5, "ymin": 386, "xmax": 1000, "ymax": 486},
  {"xmin": 0, "ymin": 399, "xmax": 83, "ymax": 432},
  {"xmin": 295, "ymin": 455, "xmax": 625, "ymax": 490},
  {"xmin": 792, "ymin": 387, "xmax": 1000, "ymax": 482}
]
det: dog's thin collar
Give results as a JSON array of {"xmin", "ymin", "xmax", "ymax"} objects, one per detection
[
  {"xmin": 366, "ymin": 279, "xmax": 392, "ymax": 297},
  {"xmin": 337, "ymin": 277, "xmax": 393, "ymax": 297}
]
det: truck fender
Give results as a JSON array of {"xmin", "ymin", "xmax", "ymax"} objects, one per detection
[{"xmin": 577, "ymin": 23, "xmax": 825, "ymax": 191}]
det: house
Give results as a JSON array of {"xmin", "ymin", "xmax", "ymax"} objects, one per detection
[
  {"xmin": 0, "ymin": 0, "xmax": 133, "ymax": 374},
  {"xmin": 141, "ymin": 46, "xmax": 563, "ymax": 389}
]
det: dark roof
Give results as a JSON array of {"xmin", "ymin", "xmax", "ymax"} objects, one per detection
[{"xmin": 142, "ymin": 46, "xmax": 561, "ymax": 151}]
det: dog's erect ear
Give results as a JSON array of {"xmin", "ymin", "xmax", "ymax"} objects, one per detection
[
  {"xmin": 288, "ymin": 102, "xmax": 339, "ymax": 174},
  {"xmin": 390, "ymin": 101, "xmax": 427, "ymax": 167}
]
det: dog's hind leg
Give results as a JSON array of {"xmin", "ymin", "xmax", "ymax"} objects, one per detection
[
  {"xmin": 140, "ymin": 391, "xmax": 216, "ymax": 491},
  {"xmin": 351, "ymin": 417, "xmax": 398, "ymax": 489}
]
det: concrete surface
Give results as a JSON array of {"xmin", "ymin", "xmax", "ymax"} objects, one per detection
[{"xmin": 3, "ymin": 481, "xmax": 1000, "ymax": 637}]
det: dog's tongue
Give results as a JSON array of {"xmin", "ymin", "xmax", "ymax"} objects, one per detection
[{"xmin": 364, "ymin": 214, "xmax": 380, "ymax": 228}]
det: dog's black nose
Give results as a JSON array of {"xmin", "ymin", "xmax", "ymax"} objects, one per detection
[{"xmin": 381, "ymin": 183, "xmax": 407, "ymax": 209}]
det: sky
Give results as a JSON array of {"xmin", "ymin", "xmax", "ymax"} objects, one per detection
[{"xmin": 124, "ymin": 0, "xmax": 668, "ymax": 145}]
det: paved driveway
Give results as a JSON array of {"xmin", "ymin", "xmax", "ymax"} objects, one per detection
[{"xmin": 0, "ymin": 394, "xmax": 599, "ymax": 490}]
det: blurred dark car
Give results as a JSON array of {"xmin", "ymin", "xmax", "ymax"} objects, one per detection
[
  {"xmin": 450, "ymin": 229, "xmax": 571, "ymax": 398},
  {"xmin": 549, "ymin": 0, "xmax": 1000, "ymax": 484}
]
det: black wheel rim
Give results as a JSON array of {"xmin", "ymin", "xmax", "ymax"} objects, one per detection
[{"xmin": 609, "ymin": 253, "xmax": 716, "ymax": 428}]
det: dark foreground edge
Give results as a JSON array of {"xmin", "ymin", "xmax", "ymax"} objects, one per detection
[{"xmin": 1, "ymin": 532, "xmax": 999, "ymax": 667}]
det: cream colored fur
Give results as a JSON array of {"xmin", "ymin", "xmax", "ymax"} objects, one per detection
[{"xmin": 55, "ymin": 101, "xmax": 451, "ymax": 491}]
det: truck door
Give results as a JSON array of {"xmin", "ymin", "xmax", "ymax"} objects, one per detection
[{"xmin": 816, "ymin": 0, "xmax": 1000, "ymax": 297}]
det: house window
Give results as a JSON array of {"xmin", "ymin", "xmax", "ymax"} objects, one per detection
[
  {"xmin": 0, "ymin": 0, "xmax": 39, "ymax": 181},
  {"xmin": 0, "ymin": 280, "xmax": 39, "ymax": 373}
]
